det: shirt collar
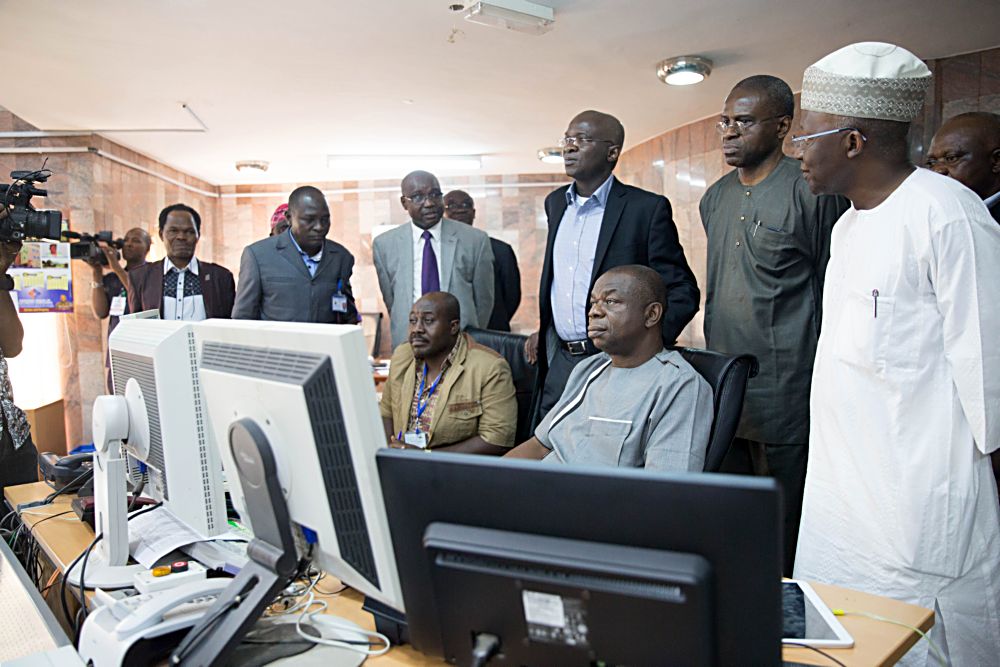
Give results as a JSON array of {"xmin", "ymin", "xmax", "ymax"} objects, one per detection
[
  {"xmin": 984, "ymin": 190, "xmax": 1000, "ymax": 209},
  {"xmin": 411, "ymin": 220, "xmax": 442, "ymax": 242},
  {"xmin": 287, "ymin": 229, "xmax": 323, "ymax": 261},
  {"xmin": 566, "ymin": 173, "xmax": 615, "ymax": 207},
  {"xmin": 164, "ymin": 256, "xmax": 199, "ymax": 275}
]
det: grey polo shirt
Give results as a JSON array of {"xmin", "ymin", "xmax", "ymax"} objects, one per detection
[
  {"xmin": 700, "ymin": 157, "xmax": 849, "ymax": 444},
  {"xmin": 534, "ymin": 349, "xmax": 713, "ymax": 471}
]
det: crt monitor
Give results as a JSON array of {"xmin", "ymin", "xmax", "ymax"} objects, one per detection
[
  {"xmin": 108, "ymin": 319, "xmax": 227, "ymax": 538},
  {"xmin": 70, "ymin": 319, "xmax": 228, "ymax": 588},
  {"xmin": 376, "ymin": 449, "xmax": 784, "ymax": 667},
  {"xmin": 194, "ymin": 319, "xmax": 403, "ymax": 612}
]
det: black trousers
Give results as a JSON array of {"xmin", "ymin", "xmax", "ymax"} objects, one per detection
[
  {"xmin": 0, "ymin": 421, "xmax": 39, "ymax": 502},
  {"xmin": 721, "ymin": 438, "xmax": 808, "ymax": 577}
]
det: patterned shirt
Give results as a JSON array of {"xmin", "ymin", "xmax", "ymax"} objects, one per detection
[
  {"xmin": 0, "ymin": 347, "xmax": 30, "ymax": 450},
  {"xmin": 406, "ymin": 338, "xmax": 461, "ymax": 434},
  {"xmin": 162, "ymin": 257, "xmax": 207, "ymax": 321}
]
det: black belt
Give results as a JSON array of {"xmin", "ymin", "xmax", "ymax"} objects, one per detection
[{"xmin": 559, "ymin": 338, "xmax": 598, "ymax": 356}]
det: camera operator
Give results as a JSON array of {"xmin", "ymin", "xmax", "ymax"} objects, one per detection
[
  {"xmin": 0, "ymin": 240, "xmax": 39, "ymax": 498},
  {"xmin": 85, "ymin": 228, "xmax": 150, "ymax": 393}
]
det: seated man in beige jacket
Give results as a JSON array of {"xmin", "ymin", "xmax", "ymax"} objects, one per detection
[{"xmin": 381, "ymin": 291, "xmax": 517, "ymax": 454}]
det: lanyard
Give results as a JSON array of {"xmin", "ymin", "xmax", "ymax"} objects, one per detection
[{"xmin": 415, "ymin": 363, "xmax": 445, "ymax": 426}]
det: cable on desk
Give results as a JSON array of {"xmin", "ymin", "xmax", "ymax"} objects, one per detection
[
  {"xmin": 783, "ymin": 641, "xmax": 848, "ymax": 667},
  {"xmin": 832, "ymin": 609, "xmax": 948, "ymax": 666},
  {"xmin": 470, "ymin": 632, "xmax": 500, "ymax": 667}
]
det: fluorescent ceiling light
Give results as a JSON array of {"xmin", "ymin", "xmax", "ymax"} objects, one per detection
[
  {"xmin": 656, "ymin": 56, "xmax": 713, "ymax": 86},
  {"xmin": 537, "ymin": 146, "xmax": 563, "ymax": 164},
  {"xmin": 326, "ymin": 155, "xmax": 482, "ymax": 172},
  {"xmin": 463, "ymin": 0, "xmax": 555, "ymax": 36}
]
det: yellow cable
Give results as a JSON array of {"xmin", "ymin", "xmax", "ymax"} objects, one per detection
[{"xmin": 831, "ymin": 609, "xmax": 948, "ymax": 666}]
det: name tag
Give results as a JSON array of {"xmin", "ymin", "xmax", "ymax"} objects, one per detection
[
  {"xmin": 109, "ymin": 295, "xmax": 126, "ymax": 317},
  {"xmin": 403, "ymin": 431, "xmax": 428, "ymax": 449},
  {"xmin": 331, "ymin": 294, "xmax": 348, "ymax": 313}
]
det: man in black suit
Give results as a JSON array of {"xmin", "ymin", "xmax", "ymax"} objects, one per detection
[
  {"xmin": 927, "ymin": 111, "xmax": 1000, "ymax": 223},
  {"xmin": 526, "ymin": 110, "xmax": 700, "ymax": 418},
  {"xmin": 232, "ymin": 185, "xmax": 358, "ymax": 323},
  {"xmin": 127, "ymin": 204, "xmax": 235, "ymax": 320},
  {"xmin": 444, "ymin": 189, "xmax": 521, "ymax": 331}
]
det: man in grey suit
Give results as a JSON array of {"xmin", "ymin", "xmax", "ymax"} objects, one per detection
[
  {"xmin": 373, "ymin": 170, "xmax": 494, "ymax": 347},
  {"xmin": 232, "ymin": 185, "xmax": 359, "ymax": 323}
]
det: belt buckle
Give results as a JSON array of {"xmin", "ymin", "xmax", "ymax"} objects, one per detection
[{"xmin": 566, "ymin": 340, "xmax": 587, "ymax": 356}]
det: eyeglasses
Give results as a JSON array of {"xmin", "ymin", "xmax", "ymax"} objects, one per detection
[
  {"xmin": 558, "ymin": 135, "xmax": 615, "ymax": 149},
  {"xmin": 715, "ymin": 115, "xmax": 785, "ymax": 136},
  {"xmin": 403, "ymin": 191, "xmax": 444, "ymax": 205},
  {"xmin": 790, "ymin": 127, "xmax": 868, "ymax": 147}
]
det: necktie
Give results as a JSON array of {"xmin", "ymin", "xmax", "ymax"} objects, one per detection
[{"xmin": 421, "ymin": 230, "xmax": 440, "ymax": 294}]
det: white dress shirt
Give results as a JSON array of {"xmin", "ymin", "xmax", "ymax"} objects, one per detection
[
  {"xmin": 411, "ymin": 220, "xmax": 443, "ymax": 304},
  {"xmin": 162, "ymin": 256, "xmax": 207, "ymax": 321}
]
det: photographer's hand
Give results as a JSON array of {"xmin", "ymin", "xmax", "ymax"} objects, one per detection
[
  {"xmin": 98, "ymin": 241, "xmax": 129, "ymax": 287},
  {"xmin": 0, "ymin": 240, "xmax": 22, "ymax": 274}
]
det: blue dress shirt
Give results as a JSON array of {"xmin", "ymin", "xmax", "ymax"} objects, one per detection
[
  {"xmin": 550, "ymin": 174, "xmax": 615, "ymax": 341},
  {"xmin": 287, "ymin": 229, "xmax": 323, "ymax": 278}
]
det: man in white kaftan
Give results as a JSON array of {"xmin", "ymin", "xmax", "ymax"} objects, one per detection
[{"xmin": 792, "ymin": 42, "xmax": 1000, "ymax": 666}]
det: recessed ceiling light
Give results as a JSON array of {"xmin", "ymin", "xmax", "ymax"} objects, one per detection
[
  {"xmin": 656, "ymin": 56, "xmax": 713, "ymax": 86},
  {"xmin": 537, "ymin": 146, "xmax": 563, "ymax": 164},
  {"xmin": 235, "ymin": 160, "xmax": 269, "ymax": 172}
]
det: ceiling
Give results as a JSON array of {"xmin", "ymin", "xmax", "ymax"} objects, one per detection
[{"xmin": 2, "ymin": 0, "xmax": 998, "ymax": 185}]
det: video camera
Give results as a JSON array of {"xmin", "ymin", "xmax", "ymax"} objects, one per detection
[
  {"xmin": 0, "ymin": 168, "xmax": 63, "ymax": 243},
  {"xmin": 66, "ymin": 230, "xmax": 124, "ymax": 266}
]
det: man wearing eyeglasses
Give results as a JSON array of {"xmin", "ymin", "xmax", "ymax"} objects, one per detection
[
  {"xmin": 700, "ymin": 75, "xmax": 849, "ymax": 576},
  {"xmin": 791, "ymin": 43, "xmax": 1000, "ymax": 666},
  {"xmin": 926, "ymin": 111, "xmax": 1000, "ymax": 223},
  {"xmin": 526, "ymin": 110, "xmax": 699, "ymax": 421},
  {"xmin": 373, "ymin": 170, "xmax": 494, "ymax": 347}
]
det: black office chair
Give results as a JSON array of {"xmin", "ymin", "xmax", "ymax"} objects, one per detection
[
  {"xmin": 465, "ymin": 327, "xmax": 538, "ymax": 445},
  {"xmin": 673, "ymin": 347, "xmax": 759, "ymax": 473}
]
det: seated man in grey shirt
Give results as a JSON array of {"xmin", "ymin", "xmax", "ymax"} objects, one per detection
[{"xmin": 507, "ymin": 265, "xmax": 713, "ymax": 471}]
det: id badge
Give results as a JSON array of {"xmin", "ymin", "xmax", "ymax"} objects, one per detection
[
  {"xmin": 331, "ymin": 294, "xmax": 348, "ymax": 313},
  {"xmin": 109, "ymin": 295, "xmax": 126, "ymax": 317},
  {"xmin": 403, "ymin": 431, "xmax": 428, "ymax": 449}
]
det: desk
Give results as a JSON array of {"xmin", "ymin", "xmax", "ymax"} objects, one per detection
[{"xmin": 6, "ymin": 482, "xmax": 933, "ymax": 666}]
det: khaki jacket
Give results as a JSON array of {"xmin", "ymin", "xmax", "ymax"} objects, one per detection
[{"xmin": 380, "ymin": 333, "xmax": 516, "ymax": 448}]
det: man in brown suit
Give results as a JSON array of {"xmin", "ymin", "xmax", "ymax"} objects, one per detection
[{"xmin": 127, "ymin": 204, "xmax": 235, "ymax": 320}]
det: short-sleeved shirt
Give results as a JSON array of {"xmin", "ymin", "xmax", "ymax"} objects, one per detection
[
  {"xmin": 535, "ymin": 349, "xmax": 713, "ymax": 471},
  {"xmin": 700, "ymin": 157, "xmax": 849, "ymax": 444}
]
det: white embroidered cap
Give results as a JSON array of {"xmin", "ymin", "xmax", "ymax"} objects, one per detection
[{"xmin": 801, "ymin": 42, "xmax": 932, "ymax": 122}]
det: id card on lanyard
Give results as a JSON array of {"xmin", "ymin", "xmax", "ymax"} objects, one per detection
[
  {"xmin": 406, "ymin": 363, "xmax": 444, "ymax": 449},
  {"xmin": 331, "ymin": 278, "xmax": 349, "ymax": 314},
  {"xmin": 109, "ymin": 289, "xmax": 127, "ymax": 317}
]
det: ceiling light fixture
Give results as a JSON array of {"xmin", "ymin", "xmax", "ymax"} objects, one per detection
[
  {"xmin": 537, "ymin": 146, "xmax": 563, "ymax": 164},
  {"xmin": 462, "ymin": 0, "xmax": 554, "ymax": 35},
  {"xmin": 326, "ymin": 155, "xmax": 483, "ymax": 172},
  {"xmin": 235, "ymin": 160, "xmax": 269, "ymax": 172},
  {"xmin": 656, "ymin": 55, "xmax": 713, "ymax": 86}
]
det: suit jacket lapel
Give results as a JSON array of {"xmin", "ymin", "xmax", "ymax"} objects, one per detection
[
  {"xmin": 313, "ymin": 240, "xmax": 339, "ymax": 282},
  {"xmin": 439, "ymin": 219, "xmax": 458, "ymax": 293},
  {"xmin": 398, "ymin": 225, "xmax": 414, "ymax": 303},
  {"xmin": 589, "ymin": 177, "xmax": 627, "ymax": 287},
  {"xmin": 200, "ymin": 262, "xmax": 216, "ymax": 315},
  {"xmin": 277, "ymin": 234, "xmax": 313, "ymax": 280}
]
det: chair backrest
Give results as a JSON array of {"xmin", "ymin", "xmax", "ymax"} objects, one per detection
[
  {"xmin": 359, "ymin": 312, "xmax": 383, "ymax": 357},
  {"xmin": 674, "ymin": 347, "xmax": 759, "ymax": 473},
  {"xmin": 465, "ymin": 327, "xmax": 537, "ymax": 445}
]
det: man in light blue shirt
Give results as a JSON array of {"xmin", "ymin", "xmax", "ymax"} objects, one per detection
[{"xmin": 526, "ymin": 110, "xmax": 700, "ymax": 419}]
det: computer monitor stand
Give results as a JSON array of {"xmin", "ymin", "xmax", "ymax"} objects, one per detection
[{"xmin": 169, "ymin": 418, "xmax": 299, "ymax": 665}]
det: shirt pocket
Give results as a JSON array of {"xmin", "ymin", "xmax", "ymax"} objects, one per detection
[
  {"xmin": 746, "ymin": 221, "xmax": 792, "ymax": 274},
  {"xmin": 433, "ymin": 402, "xmax": 483, "ymax": 445},
  {"xmin": 579, "ymin": 417, "xmax": 632, "ymax": 466},
  {"xmin": 831, "ymin": 288, "xmax": 895, "ymax": 374}
]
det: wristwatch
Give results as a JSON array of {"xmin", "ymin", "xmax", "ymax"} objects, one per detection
[{"xmin": 0, "ymin": 274, "xmax": 14, "ymax": 291}]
